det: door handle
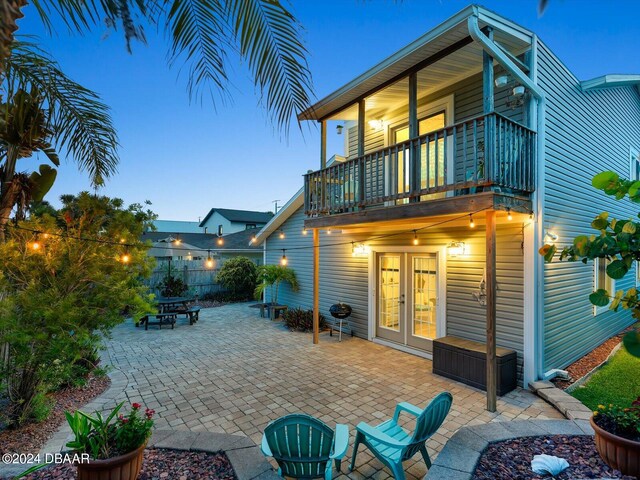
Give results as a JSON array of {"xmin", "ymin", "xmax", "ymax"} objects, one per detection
[{"xmin": 399, "ymin": 294, "xmax": 405, "ymax": 305}]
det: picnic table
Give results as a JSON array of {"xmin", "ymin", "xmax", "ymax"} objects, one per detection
[{"xmin": 140, "ymin": 296, "xmax": 201, "ymax": 329}]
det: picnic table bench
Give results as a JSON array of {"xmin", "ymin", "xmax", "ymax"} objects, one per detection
[{"xmin": 141, "ymin": 312, "xmax": 177, "ymax": 330}]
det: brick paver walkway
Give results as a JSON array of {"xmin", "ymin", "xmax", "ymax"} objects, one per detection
[{"xmin": 105, "ymin": 303, "xmax": 562, "ymax": 479}]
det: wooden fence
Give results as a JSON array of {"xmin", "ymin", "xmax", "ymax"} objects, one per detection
[{"xmin": 146, "ymin": 259, "xmax": 223, "ymax": 298}]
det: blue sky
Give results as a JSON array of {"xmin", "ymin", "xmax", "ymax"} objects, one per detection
[{"xmin": 17, "ymin": 0, "xmax": 640, "ymax": 221}]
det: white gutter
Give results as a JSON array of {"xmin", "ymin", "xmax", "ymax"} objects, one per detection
[{"xmin": 468, "ymin": 12, "xmax": 547, "ymax": 382}]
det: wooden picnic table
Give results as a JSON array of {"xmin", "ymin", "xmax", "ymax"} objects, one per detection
[
  {"xmin": 139, "ymin": 297, "xmax": 201, "ymax": 329},
  {"xmin": 157, "ymin": 296, "xmax": 194, "ymax": 313}
]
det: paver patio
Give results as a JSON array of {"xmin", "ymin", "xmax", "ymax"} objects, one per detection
[{"xmin": 105, "ymin": 303, "xmax": 562, "ymax": 479}]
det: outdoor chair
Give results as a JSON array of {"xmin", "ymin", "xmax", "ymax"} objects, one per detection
[
  {"xmin": 350, "ymin": 391, "xmax": 453, "ymax": 480},
  {"xmin": 261, "ymin": 413, "xmax": 349, "ymax": 480}
]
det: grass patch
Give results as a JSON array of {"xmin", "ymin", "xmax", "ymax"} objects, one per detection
[{"xmin": 572, "ymin": 347, "xmax": 640, "ymax": 410}]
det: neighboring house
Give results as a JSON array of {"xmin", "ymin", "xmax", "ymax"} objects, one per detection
[
  {"xmin": 143, "ymin": 229, "xmax": 263, "ymax": 265},
  {"xmin": 199, "ymin": 208, "xmax": 274, "ymax": 236},
  {"xmin": 253, "ymin": 5, "xmax": 640, "ymax": 393},
  {"xmin": 151, "ymin": 220, "xmax": 204, "ymax": 234}
]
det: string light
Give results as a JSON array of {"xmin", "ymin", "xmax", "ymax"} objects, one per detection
[
  {"xmin": 174, "ymin": 236, "xmax": 181, "ymax": 245},
  {"xmin": 507, "ymin": 208, "xmax": 513, "ymax": 221},
  {"xmin": 250, "ymin": 235, "xmax": 257, "ymax": 244},
  {"xmin": 280, "ymin": 249, "xmax": 288, "ymax": 266},
  {"xmin": 30, "ymin": 236, "xmax": 41, "ymax": 251},
  {"xmin": 412, "ymin": 230, "xmax": 419, "ymax": 246},
  {"xmin": 217, "ymin": 236, "xmax": 224, "ymax": 246},
  {"xmin": 469, "ymin": 214, "xmax": 475, "ymax": 228},
  {"xmin": 121, "ymin": 252, "xmax": 130, "ymax": 264},
  {"xmin": 351, "ymin": 241, "xmax": 355, "ymax": 254},
  {"xmin": 326, "ymin": 229, "xmax": 332, "ymax": 235},
  {"xmin": 302, "ymin": 228, "xmax": 308, "ymax": 235},
  {"xmin": 529, "ymin": 211, "xmax": 534, "ymax": 220},
  {"xmin": 205, "ymin": 250, "xmax": 215, "ymax": 269},
  {"xmin": 279, "ymin": 230, "xmax": 285, "ymax": 239}
]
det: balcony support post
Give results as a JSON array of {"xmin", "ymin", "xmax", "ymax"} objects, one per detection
[
  {"xmin": 483, "ymin": 27, "xmax": 494, "ymax": 183},
  {"xmin": 409, "ymin": 72, "xmax": 418, "ymax": 200},
  {"xmin": 320, "ymin": 120, "xmax": 327, "ymax": 169},
  {"xmin": 486, "ymin": 209, "xmax": 497, "ymax": 412},
  {"xmin": 313, "ymin": 228, "xmax": 320, "ymax": 344},
  {"xmin": 357, "ymin": 99, "xmax": 366, "ymax": 206}
]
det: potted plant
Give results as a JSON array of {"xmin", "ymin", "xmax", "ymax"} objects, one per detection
[{"xmin": 590, "ymin": 398, "xmax": 640, "ymax": 476}]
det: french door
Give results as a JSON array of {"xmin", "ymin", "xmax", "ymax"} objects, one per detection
[{"xmin": 375, "ymin": 250, "xmax": 445, "ymax": 352}]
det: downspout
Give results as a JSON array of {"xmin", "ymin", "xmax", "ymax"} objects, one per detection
[{"xmin": 468, "ymin": 13, "xmax": 547, "ymax": 382}]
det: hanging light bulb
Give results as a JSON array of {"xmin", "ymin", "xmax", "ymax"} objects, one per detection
[
  {"xmin": 469, "ymin": 214, "xmax": 475, "ymax": 229},
  {"xmin": 217, "ymin": 236, "xmax": 224, "ymax": 246},
  {"xmin": 187, "ymin": 251, "xmax": 193, "ymax": 261},
  {"xmin": 507, "ymin": 208, "xmax": 513, "ymax": 221},
  {"xmin": 174, "ymin": 236, "xmax": 182, "ymax": 245},
  {"xmin": 351, "ymin": 241, "xmax": 355, "ymax": 255},
  {"xmin": 413, "ymin": 230, "xmax": 419, "ymax": 246},
  {"xmin": 31, "ymin": 239, "xmax": 41, "ymax": 251},
  {"xmin": 121, "ymin": 252, "xmax": 131, "ymax": 264},
  {"xmin": 42, "ymin": 233, "xmax": 50, "ymax": 239},
  {"xmin": 529, "ymin": 211, "xmax": 534, "ymax": 220},
  {"xmin": 280, "ymin": 249, "xmax": 288, "ymax": 266},
  {"xmin": 205, "ymin": 250, "xmax": 215, "ymax": 269},
  {"xmin": 302, "ymin": 228, "xmax": 308, "ymax": 235},
  {"xmin": 326, "ymin": 229, "xmax": 332, "ymax": 235},
  {"xmin": 279, "ymin": 230, "xmax": 285, "ymax": 239}
]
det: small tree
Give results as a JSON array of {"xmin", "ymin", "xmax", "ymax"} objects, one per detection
[
  {"xmin": 157, "ymin": 272, "xmax": 188, "ymax": 297},
  {"xmin": 0, "ymin": 192, "xmax": 155, "ymax": 426},
  {"xmin": 540, "ymin": 170, "xmax": 640, "ymax": 357},
  {"xmin": 216, "ymin": 256, "xmax": 257, "ymax": 300},
  {"xmin": 254, "ymin": 264, "xmax": 299, "ymax": 305}
]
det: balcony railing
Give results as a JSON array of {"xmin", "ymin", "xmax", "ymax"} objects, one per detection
[{"xmin": 304, "ymin": 112, "xmax": 536, "ymax": 216}]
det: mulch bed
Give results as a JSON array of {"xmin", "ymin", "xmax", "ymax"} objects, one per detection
[
  {"xmin": 552, "ymin": 327, "xmax": 633, "ymax": 390},
  {"xmin": 0, "ymin": 373, "xmax": 111, "ymax": 457},
  {"xmin": 19, "ymin": 448, "xmax": 237, "ymax": 480},
  {"xmin": 473, "ymin": 435, "xmax": 635, "ymax": 479},
  {"xmin": 194, "ymin": 300, "xmax": 230, "ymax": 309}
]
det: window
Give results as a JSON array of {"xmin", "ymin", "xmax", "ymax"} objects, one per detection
[
  {"xmin": 629, "ymin": 147, "xmax": 640, "ymax": 181},
  {"xmin": 245, "ymin": 224, "xmax": 257, "ymax": 230},
  {"xmin": 217, "ymin": 225, "xmax": 223, "ymax": 236},
  {"xmin": 594, "ymin": 258, "xmax": 615, "ymax": 315}
]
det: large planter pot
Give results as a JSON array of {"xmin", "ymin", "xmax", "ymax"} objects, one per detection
[
  {"xmin": 591, "ymin": 416, "xmax": 640, "ymax": 477},
  {"xmin": 76, "ymin": 443, "xmax": 146, "ymax": 480}
]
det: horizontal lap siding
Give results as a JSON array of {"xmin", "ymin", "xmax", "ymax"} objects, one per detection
[
  {"xmin": 538, "ymin": 40, "xmax": 640, "ymax": 371},
  {"xmin": 265, "ymin": 210, "xmax": 525, "ymax": 383}
]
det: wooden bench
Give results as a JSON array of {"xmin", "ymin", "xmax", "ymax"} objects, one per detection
[
  {"xmin": 185, "ymin": 306, "xmax": 201, "ymax": 325},
  {"xmin": 268, "ymin": 304, "xmax": 288, "ymax": 320},
  {"xmin": 141, "ymin": 312, "xmax": 177, "ymax": 330}
]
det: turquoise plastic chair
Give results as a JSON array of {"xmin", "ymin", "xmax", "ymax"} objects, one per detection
[
  {"xmin": 350, "ymin": 392, "xmax": 453, "ymax": 480},
  {"xmin": 261, "ymin": 413, "xmax": 349, "ymax": 480}
]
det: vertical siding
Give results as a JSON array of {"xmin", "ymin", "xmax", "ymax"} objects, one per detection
[
  {"xmin": 538, "ymin": 40, "xmax": 640, "ymax": 370},
  {"xmin": 265, "ymin": 207, "xmax": 526, "ymax": 383}
]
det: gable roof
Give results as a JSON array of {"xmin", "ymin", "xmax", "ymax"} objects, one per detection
[
  {"xmin": 253, "ymin": 188, "xmax": 304, "ymax": 245},
  {"xmin": 581, "ymin": 74, "xmax": 640, "ymax": 93},
  {"xmin": 199, "ymin": 208, "xmax": 274, "ymax": 227},
  {"xmin": 142, "ymin": 229, "xmax": 262, "ymax": 252}
]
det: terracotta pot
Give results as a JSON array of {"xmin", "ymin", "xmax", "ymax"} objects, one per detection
[
  {"xmin": 76, "ymin": 443, "xmax": 146, "ymax": 480},
  {"xmin": 591, "ymin": 416, "xmax": 640, "ymax": 477}
]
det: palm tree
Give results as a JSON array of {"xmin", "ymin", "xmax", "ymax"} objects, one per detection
[
  {"xmin": 1, "ymin": 0, "xmax": 313, "ymax": 134},
  {"xmin": 255, "ymin": 264, "xmax": 299, "ymax": 305},
  {"xmin": 0, "ymin": 41, "xmax": 118, "ymax": 238}
]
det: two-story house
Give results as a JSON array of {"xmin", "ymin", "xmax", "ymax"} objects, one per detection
[
  {"xmin": 199, "ymin": 208, "xmax": 274, "ymax": 236},
  {"xmin": 252, "ymin": 5, "xmax": 640, "ymax": 409}
]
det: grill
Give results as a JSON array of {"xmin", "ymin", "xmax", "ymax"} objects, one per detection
[{"xmin": 328, "ymin": 303, "xmax": 352, "ymax": 341}]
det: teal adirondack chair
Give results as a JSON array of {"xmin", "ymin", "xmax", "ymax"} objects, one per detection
[
  {"xmin": 261, "ymin": 414, "xmax": 349, "ymax": 480},
  {"xmin": 350, "ymin": 392, "xmax": 453, "ymax": 480}
]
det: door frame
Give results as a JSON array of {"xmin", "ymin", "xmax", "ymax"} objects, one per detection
[{"xmin": 367, "ymin": 245, "xmax": 447, "ymax": 355}]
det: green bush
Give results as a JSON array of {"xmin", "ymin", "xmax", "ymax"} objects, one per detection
[
  {"xmin": 156, "ymin": 273, "xmax": 188, "ymax": 297},
  {"xmin": 283, "ymin": 307, "xmax": 326, "ymax": 332},
  {"xmin": 216, "ymin": 257, "xmax": 257, "ymax": 300},
  {"xmin": 200, "ymin": 290, "xmax": 245, "ymax": 302},
  {"xmin": 0, "ymin": 193, "xmax": 155, "ymax": 427}
]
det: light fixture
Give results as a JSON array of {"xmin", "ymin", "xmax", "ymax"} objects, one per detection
[
  {"xmin": 302, "ymin": 228, "xmax": 308, "ymax": 235},
  {"xmin": 280, "ymin": 249, "xmax": 288, "ymax": 266},
  {"xmin": 529, "ymin": 211, "xmax": 534, "ymax": 220},
  {"xmin": 279, "ymin": 230, "xmax": 285, "ymax": 239},
  {"xmin": 469, "ymin": 214, "xmax": 475, "ymax": 229},
  {"xmin": 119, "ymin": 237, "xmax": 126, "ymax": 243},
  {"xmin": 413, "ymin": 230, "xmax": 419, "ymax": 246},
  {"xmin": 544, "ymin": 231, "xmax": 559, "ymax": 243},
  {"xmin": 368, "ymin": 119, "xmax": 386, "ymax": 131},
  {"xmin": 512, "ymin": 85, "xmax": 526, "ymax": 98},
  {"xmin": 205, "ymin": 250, "xmax": 215, "ymax": 269},
  {"xmin": 352, "ymin": 243, "xmax": 370, "ymax": 257},
  {"xmin": 507, "ymin": 208, "xmax": 513, "ymax": 221},
  {"xmin": 174, "ymin": 236, "xmax": 181, "ymax": 245},
  {"xmin": 217, "ymin": 236, "xmax": 224, "ymax": 246},
  {"xmin": 31, "ymin": 238, "xmax": 41, "ymax": 251},
  {"xmin": 187, "ymin": 251, "xmax": 193, "ymax": 261},
  {"xmin": 121, "ymin": 252, "xmax": 130, "ymax": 264},
  {"xmin": 495, "ymin": 75, "xmax": 509, "ymax": 88},
  {"xmin": 326, "ymin": 229, "xmax": 332, "ymax": 235},
  {"xmin": 250, "ymin": 235, "xmax": 257, "ymax": 244},
  {"xmin": 336, "ymin": 124, "xmax": 344, "ymax": 135},
  {"xmin": 447, "ymin": 241, "xmax": 466, "ymax": 257},
  {"xmin": 506, "ymin": 84, "xmax": 526, "ymax": 109}
]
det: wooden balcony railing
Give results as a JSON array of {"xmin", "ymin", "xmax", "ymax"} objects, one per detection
[{"xmin": 304, "ymin": 112, "xmax": 536, "ymax": 216}]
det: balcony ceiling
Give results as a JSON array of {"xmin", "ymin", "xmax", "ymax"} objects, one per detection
[{"xmin": 303, "ymin": 5, "xmax": 532, "ymax": 122}]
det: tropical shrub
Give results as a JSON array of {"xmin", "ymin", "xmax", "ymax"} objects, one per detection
[
  {"xmin": 254, "ymin": 264, "xmax": 299, "ymax": 304},
  {"xmin": 283, "ymin": 307, "xmax": 326, "ymax": 332},
  {"xmin": 157, "ymin": 272, "xmax": 188, "ymax": 297},
  {"xmin": 216, "ymin": 256, "xmax": 257, "ymax": 300},
  {"xmin": 540, "ymin": 171, "xmax": 640, "ymax": 358},
  {"xmin": 0, "ymin": 193, "xmax": 155, "ymax": 426}
]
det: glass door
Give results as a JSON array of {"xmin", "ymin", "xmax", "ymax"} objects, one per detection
[
  {"xmin": 406, "ymin": 253, "xmax": 439, "ymax": 350},
  {"xmin": 376, "ymin": 254, "xmax": 404, "ymax": 344}
]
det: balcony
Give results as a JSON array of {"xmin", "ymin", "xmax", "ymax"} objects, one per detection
[{"xmin": 304, "ymin": 112, "xmax": 535, "ymax": 223}]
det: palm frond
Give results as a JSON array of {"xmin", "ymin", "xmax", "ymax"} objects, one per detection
[
  {"xmin": 225, "ymin": 0, "xmax": 313, "ymax": 134},
  {"xmin": 4, "ymin": 41, "xmax": 119, "ymax": 186}
]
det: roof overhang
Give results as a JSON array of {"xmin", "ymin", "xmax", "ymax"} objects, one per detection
[
  {"xmin": 582, "ymin": 74, "xmax": 640, "ymax": 93},
  {"xmin": 298, "ymin": 5, "xmax": 533, "ymax": 122},
  {"xmin": 252, "ymin": 188, "xmax": 304, "ymax": 245}
]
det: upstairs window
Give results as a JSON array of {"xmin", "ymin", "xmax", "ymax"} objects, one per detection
[
  {"xmin": 218, "ymin": 225, "xmax": 223, "ymax": 236},
  {"xmin": 629, "ymin": 146, "xmax": 640, "ymax": 181}
]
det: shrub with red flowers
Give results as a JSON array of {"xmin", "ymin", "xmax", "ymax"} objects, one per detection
[
  {"xmin": 593, "ymin": 397, "xmax": 640, "ymax": 442},
  {"xmin": 114, "ymin": 403, "xmax": 155, "ymax": 455}
]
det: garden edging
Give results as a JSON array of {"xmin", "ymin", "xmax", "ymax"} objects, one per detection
[
  {"xmin": 529, "ymin": 380, "xmax": 594, "ymax": 420},
  {"xmin": 565, "ymin": 342, "xmax": 623, "ymax": 394},
  {"xmin": 423, "ymin": 419, "xmax": 595, "ymax": 480}
]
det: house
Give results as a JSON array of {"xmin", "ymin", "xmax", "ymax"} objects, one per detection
[
  {"xmin": 252, "ymin": 5, "xmax": 640, "ymax": 407},
  {"xmin": 151, "ymin": 220, "xmax": 204, "ymax": 234},
  {"xmin": 199, "ymin": 208, "xmax": 274, "ymax": 236}
]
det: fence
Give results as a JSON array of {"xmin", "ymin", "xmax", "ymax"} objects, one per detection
[{"xmin": 147, "ymin": 259, "xmax": 223, "ymax": 298}]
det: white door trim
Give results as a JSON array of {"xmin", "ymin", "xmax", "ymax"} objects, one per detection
[{"xmin": 367, "ymin": 245, "xmax": 447, "ymax": 347}]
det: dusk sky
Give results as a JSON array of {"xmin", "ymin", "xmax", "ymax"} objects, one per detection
[{"xmin": 17, "ymin": 0, "xmax": 640, "ymax": 221}]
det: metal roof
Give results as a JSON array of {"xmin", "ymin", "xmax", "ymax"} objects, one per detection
[
  {"xmin": 298, "ymin": 5, "xmax": 533, "ymax": 122},
  {"xmin": 142, "ymin": 229, "xmax": 262, "ymax": 252},
  {"xmin": 199, "ymin": 208, "xmax": 274, "ymax": 227}
]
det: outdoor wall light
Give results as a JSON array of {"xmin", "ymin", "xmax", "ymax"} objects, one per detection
[
  {"xmin": 352, "ymin": 243, "xmax": 370, "ymax": 257},
  {"xmin": 302, "ymin": 228, "xmax": 308, "ymax": 235},
  {"xmin": 336, "ymin": 124, "xmax": 344, "ymax": 135},
  {"xmin": 368, "ymin": 119, "xmax": 386, "ymax": 131},
  {"xmin": 495, "ymin": 75, "xmax": 509, "ymax": 88},
  {"xmin": 512, "ymin": 85, "xmax": 526, "ymax": 98},
  {"xmin": 279, "ymin": 230, "xmax": 285, "ymax": 239},
  {"xmin": 544, "ymin": 231, "xmax": 559, "ymax": 243},
  {"xmin": 447, "ymin": 241, "xmax": 466, "ymax": 257}
]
